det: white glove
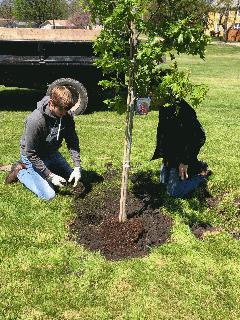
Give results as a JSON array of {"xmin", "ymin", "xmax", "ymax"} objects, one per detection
[
  {"xmin": 48, "ymin": 173, "xmax": 66, "ymax": 187},
  {"xmin": 68, "ymin": 167, "xmax": 81, "ymax": 187}
]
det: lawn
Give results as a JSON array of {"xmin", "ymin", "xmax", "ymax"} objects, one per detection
[{"xmin": 0, "ymin": 44, "xmax": 240, "ymax": 320}]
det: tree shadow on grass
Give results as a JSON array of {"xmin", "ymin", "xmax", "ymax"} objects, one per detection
[
  {"xmin": 130, "ymin": 170, "xmax": 165, "ymax": 212},
  {"xmin": 0, "ymin": 86, "xmax": 110, "ymax": 113},
  {"xmin": 131, "ymin": 170, "xmax": 215, "ymax": 232},
  {"xmin": 59, "ymin": 169, "xmax": 104, "ymax": 198},
  {"xmin": 0, "ymin": 87, "xmax": 44, "ymax": 112}
]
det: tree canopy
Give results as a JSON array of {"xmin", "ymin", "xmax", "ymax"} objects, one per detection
[
  {"xmin": 13, "ymin": 0, "xmax": 69, "ymax": 25},
  {"xmin": 87, "ymin": 0, "xmax": 210, "ymax": 109}
]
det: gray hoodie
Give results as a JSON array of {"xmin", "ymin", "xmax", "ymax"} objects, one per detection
[{"xmin": 20, "ymin": 96, "xmax": 80, "ymax": 177}]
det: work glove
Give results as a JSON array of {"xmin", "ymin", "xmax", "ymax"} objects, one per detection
[
  {"xmin": 68, "ymin": 166, "xmax": 81, "ymax": 187},
  {"xmin": 178, "ymin": 163, "xmax": 189, "ymax": 180},
  {"xmin": 48, "ymin": 173, "xmax": 66, "ymax": 187}
]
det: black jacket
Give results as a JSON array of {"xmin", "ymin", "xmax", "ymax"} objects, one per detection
[{"xmin": 152, "ymin": 100, "xmax": 206, "ymax": 168}]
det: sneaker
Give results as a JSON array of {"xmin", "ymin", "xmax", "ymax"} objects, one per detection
[{"xmin": 5, "ymin": 161, "xmax": 27, "ymax": 184}]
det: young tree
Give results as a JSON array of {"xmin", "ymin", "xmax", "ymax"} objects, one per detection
[
  {"xmin": 87, "ymin": 0, "xmax": 210, "ymax": 222},
  {"xmin": 13, "ymin": 0, "xmax": 68, "ymax": 25}
]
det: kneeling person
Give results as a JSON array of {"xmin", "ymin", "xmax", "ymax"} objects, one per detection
[
  {"xmin": 152, "ymin": 99, "xmax": 211, "ymax": 198},
  {"xmin": 6, "ymin": 86, "xmax": 81, "ymax": 200}
]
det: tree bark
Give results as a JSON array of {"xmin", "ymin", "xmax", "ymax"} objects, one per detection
[
  {"xmin": 223, "ymin": 6, "xmax": 230, "ymax": 42},
  {"xmin": 119, "ymin": 21, "xmax": 137, "ymax": 223},
  {"xmin": 119, "ymin": 88, "xmax": 135, "ymax": 222}
]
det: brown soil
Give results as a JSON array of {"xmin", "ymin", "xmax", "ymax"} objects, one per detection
[
  {"xmin": 234, "ymin": 198, "xmax": 240, "ymax": 217},
  {"xmin": 206, "ymin": 194, "xmax": 223, "ymax": 209},
  {"xmin": 234, "ymin": 198, "xmax": 240, "ymax": 206},
  {"xmin": 0, "ymin": 164, "xmax": 11, "ymax": 172},
  {"xmin": 69, "ymin": 170, "xmax": 172, "ymax": 261},
  {"xmin": 190, "ymin": 222, "xmax": 222, "ymax": 240}
]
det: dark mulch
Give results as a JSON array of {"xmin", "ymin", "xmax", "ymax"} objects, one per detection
[{"xmin": 69, "ymin": 170, "xmax": 172, "ymax": 261}]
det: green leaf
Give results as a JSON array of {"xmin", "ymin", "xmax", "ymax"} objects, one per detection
[{"xmin": 178, "ymin": 34, "xmax": 184, "ymax": 43}]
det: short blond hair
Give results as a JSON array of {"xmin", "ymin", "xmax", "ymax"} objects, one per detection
[{"xmin": 50, "ymin": 86, "xmax": 74, "ymax": 111}]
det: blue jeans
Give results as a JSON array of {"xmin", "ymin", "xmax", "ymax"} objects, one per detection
[
  {"xmin": 17, "ymin": 152, "xmax": 73, "ymax": 200},
  {"xmin": 160, "ymin": 164, "xmax": 206, "ymax": 198}
]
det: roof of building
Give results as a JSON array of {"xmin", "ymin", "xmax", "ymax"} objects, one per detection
[{"xmin": 40, "ymin": 20, "xmax": 76, "ymax": 28}]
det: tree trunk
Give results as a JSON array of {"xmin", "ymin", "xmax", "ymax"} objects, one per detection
[
  {"xmin": 223, "ymin": 7, "xmax": 230, "ymax": 42},
  {"xmin": 119, "ymin": 21, "xmax": 137, "ymax": 223},
  {"xmin": 119, "ymin": 88, "xmax": 135, "ymax": 222}
]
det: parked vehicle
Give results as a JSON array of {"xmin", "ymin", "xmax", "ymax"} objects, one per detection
[{"xmin": 0, "ymin": 28, "xmax": 103, "ymax": 115}]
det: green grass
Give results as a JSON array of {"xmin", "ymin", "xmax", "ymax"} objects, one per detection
[{"xmin": 0, "ymin": 44, "xmax": 240, "ymax": 320}]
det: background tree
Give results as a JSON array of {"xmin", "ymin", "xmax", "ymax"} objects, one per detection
[
  {"xmin": 86, "ymin": 0, "xmax": 210, "ymax": 222},
  {"xmin": 68, "ymin": 0, "xmax": 91, "ymax": 28},
  {"xmin": 13, "ymin": 0, "xmax": 68, "ymax": 25},
  {"xmin": 0, "ymin": 0, "xmax": 14, "ymax": 19}
]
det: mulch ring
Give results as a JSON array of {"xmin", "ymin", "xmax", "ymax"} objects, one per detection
[{"xmin": 69, "ymin": 171, "xmax": 172, "ymax": 261}]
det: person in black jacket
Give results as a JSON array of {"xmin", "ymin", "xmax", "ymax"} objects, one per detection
[{"xmin": 152, "ymin": 99, "xmax": 211, "ymax": 198}]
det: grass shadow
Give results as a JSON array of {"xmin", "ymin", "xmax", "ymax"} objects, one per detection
[
  {"xmin": 60, "ymin": 169, "xmax": 104, "ymax": 198},
  {"xmin": 131, "ymin": 170, "xmax": 215, "ymax": 229},
  {"xmin": 130, "ymin": 171, "xmax": 165, "ymax": 211},
  {"xmin": 0, "ymin": 86, "xmax": 110, "ymax": 114},
  {"xmin": 0, "ymin": 87, "xmax": 45, "ymax": 112}
]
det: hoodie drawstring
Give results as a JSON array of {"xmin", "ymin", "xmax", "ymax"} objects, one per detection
[{"xmin": 56, "ymin": 117, "xmax": 62, "ymax": 141}]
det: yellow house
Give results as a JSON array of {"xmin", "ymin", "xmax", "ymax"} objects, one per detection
[{"xmin": 208, "ymin": 0, "xmax": 240, "ymax": 40}]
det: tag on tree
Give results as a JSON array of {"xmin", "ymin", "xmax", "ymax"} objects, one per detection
[{"xmin": 136, "ymin": 97, "xmax": 151, "ymax": 115}]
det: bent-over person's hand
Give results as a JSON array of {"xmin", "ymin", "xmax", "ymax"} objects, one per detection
[
  {"xmin": 68, "ymin": 167, "xmax": 81, "ymax": 187},
  {"xmin": 179, "ymin": 163, "xmax": 188, "ymax": 180},
  {"xmin": 48, "ymin": 173, "xmax": 66, "ymax": 187}
]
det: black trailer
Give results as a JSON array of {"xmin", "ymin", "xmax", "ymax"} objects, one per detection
[{"xmin": 0, "ymin": 28, "xmax": 103, "ymax": 115}]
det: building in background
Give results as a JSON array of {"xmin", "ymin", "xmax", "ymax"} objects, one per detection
[
  {"xmin": 40, "ymin": 20, "xmax": 76, "ymax": 29},
  {"xmin": 208, "ymin": 0, "xmax": 240, "ymax": 41}
]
